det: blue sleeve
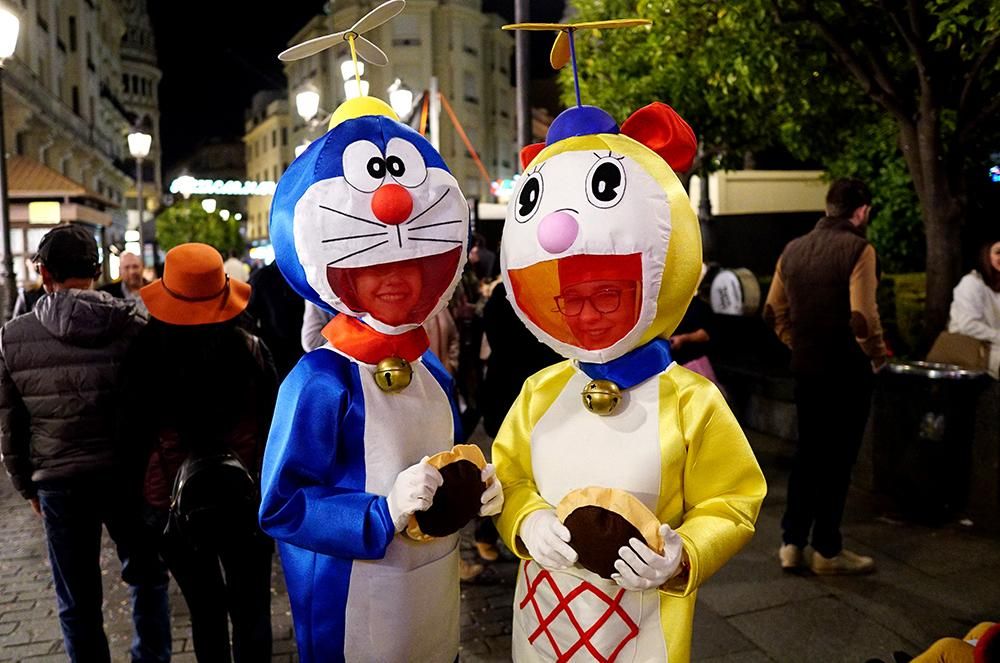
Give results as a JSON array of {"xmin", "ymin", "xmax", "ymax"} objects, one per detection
[
  {"xmin": 258, "ymin": 351, "xmax": 396, "ymax": 559},
  {"xmin": 421, "ymin": 350, "xmax": 465, "ymax": 444}
]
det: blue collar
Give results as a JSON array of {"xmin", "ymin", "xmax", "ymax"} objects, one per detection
[{"xmin": 578, "ymin": 339, "xmax": 674, "ymax": 389}]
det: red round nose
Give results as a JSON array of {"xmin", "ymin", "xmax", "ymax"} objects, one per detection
[{"xmin": 370, "ymin": 183, "xmax": 413, "ymax": 225}]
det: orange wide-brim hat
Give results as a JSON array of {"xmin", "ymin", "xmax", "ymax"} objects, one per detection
[{"xmin": 141, "ymin": 243, "xmax": 251, "ymax": 325}]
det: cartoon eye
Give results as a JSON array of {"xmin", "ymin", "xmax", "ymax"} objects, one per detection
[
  {"xmin": 385, "ymin": 138, "xmax": 427, "ymax": 188},
  {"xmin": 514, "ymin": 171, "xmax": 544, "ymax": 223},
  {"xmin": 586, "ymin": 156, "xmax": 627, "ymax": 209},
  {"xmin": 342, "ymin": 140, "xmax": 385, "ymax": 193}
]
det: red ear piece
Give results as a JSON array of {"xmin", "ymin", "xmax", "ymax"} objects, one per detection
[
  {"xmin": 520, "ymin": 143, "xmax": 546, "ymax": 170},
  {"xmin": 620, "ymin": 102, "xmax": 698, "ymax": 173}
]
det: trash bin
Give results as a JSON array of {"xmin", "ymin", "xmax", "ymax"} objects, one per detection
[{"xmin": 871, "ymin": 361, "xmax": 988, "ymax": 523}]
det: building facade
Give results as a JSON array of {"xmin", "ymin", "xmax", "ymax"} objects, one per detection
[
  {"xmin": 243, "ymin": 0, "xmax": 517, "ymax": 244},
  {"xmin": 243, "ymin": 91, "xmax": 294, "ymax": 242},
  {"xmin": 0, "ymin": 0, "xmax": 162, "ymax": 285}
]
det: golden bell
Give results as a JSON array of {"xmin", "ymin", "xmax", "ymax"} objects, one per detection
[
  {"xmin": 581, "ymin": 379, "xmax": 622, "ymax": 416},
  {"xmin": 373, "ymin": 356, "xmax": 413, "ymax": 393}
]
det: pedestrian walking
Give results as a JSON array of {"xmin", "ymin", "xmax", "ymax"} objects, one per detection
[
  {"xmin": 0, "ymin": 224, "xmax": 171, "ymax": 663},
  {"xmin": 765, "ymin": 177, "xmax": 888, "ymax": 575},
  {"xmin": 121, "ymin": 243, "xmax": 278, "ymax": 663}
]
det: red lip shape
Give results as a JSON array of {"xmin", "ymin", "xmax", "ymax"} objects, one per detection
[
  {"xmin": 328, "ymin": 246, "xmax": 463, "ymax": 327},
  {"xmin": 508, "ymin": 253, "xmax": 643, "ymax": 350}
]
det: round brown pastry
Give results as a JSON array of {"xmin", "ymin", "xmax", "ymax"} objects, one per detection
[
  {"xmin": 407, "ymin": 444, "xmax": 487, "ymax": 541},
  {"xmin": 556, "ymin": 487, "xmax": 663, "ymax": 579}
]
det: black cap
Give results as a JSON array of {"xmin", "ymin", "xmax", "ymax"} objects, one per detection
[{"xmin": 33, "ymin": 224, "xmax": 100, "ymax": 281}]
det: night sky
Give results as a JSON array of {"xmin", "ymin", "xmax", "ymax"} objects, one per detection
[{"xmin": 149, "ymin": 1, "xmax": 566, "ymax": 173}]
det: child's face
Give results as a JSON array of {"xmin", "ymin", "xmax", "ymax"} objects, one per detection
[
  {"xmin": 350, "ymin": 261, "xmax": 424, "ymax": 326},
  {"xmin": 556, "ymin": 279, "xmax": 639, "ymax": 350}
]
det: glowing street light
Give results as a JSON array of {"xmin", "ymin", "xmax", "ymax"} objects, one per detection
[
  {"xmin": 344, "ymin": 79, "xmax": 370, "ymax": 99},
  {"xmin": 201, "ymin": 198, "xmax": 217, "ymax": 214},
  {"xmin": 295, "ymin": 88, "xmax": 320, "ymax": 123},
  {"xmin": 388, "ymin": 78, "xmax": 413, "ymax": 119},
  {"xmin": 128, "ymin": 131, "xmax": 153, "ymax": 267}
]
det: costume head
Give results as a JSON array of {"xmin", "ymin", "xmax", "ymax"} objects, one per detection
[
  {"xmin": 500, "ymin": 102, "xmax": 701, "ymax": 363},
  {"xmin": 271, "ymin": 96, "xmax": 469, "ymax": 335}
]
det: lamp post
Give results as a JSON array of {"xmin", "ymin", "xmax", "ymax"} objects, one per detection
[
  {"xmin": 0, "ymin": 8, "xmax": 20, "ymax": 319},
  {"xmin": 127, "ymin": 131, "xmax": 152, "ymax": 267}
]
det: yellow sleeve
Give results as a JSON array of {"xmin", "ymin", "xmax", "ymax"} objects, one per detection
[
  {"xmin": 661, "ymin": 377, "xmax": 767, "ymax": 597},
  {"xmin": 492, "ymin": 362, "xmax": 574, "ymax": 558}
]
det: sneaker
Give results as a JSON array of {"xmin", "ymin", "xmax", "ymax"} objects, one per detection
[
  {"xmin": 810, "ymin": 549, "xmax": 876, "ymax": 575},
  {"xmin": 475, "ymin": 541, "xmax": 500, "ymax": 562},
  {"xmin": 779, "ymin": 544, "xmax": 806, "ymax": 571}
]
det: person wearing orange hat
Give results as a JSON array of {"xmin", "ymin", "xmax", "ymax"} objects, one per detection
[{"xmin": 120, "ymin": 243, "xmax": 278, "ymax": 663}]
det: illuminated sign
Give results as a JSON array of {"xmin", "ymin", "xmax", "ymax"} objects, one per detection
[
  {"xmin": 990, "ymin": 165, "xmax": 1000, "ymax": 183},
  {"xmin": 28, "ymin": 201, "xmax": 61, "ymax": 224},
  {"xmin": 169, "ymin": 175, "xmax": 277, "ymax": 197}
]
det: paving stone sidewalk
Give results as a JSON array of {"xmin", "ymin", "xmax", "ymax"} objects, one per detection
[{"xmin": 3, "ymin": 429, "xmax": 999, "ymax": 662}]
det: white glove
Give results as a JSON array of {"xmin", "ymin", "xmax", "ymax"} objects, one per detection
[
  {"xmin": 611, "ymin": 524, "xmax": 684, "ymax": 591},
  {"xmin": 386, "ymin": 458, "xmax": 443, "ymax": 532},
  {"xmin": 518, "ymin": 509, "xmax": 578, "ymax": 570},
  {"xmin": 478, "ymin": 464, "xmax": 504, "ymax": 517}
]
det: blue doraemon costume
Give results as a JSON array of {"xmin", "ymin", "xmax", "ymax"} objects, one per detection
[{"xmin": 259, "ymin": 96, "xmax": 496, "ymax": 663}]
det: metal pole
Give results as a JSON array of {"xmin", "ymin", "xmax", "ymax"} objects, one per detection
[
  {"xmin": 135, "ymin": 156, "xmax": 145, "ymax": 267},
  {"xmin": 428, "ymin": 76, "xmax": 440, "ymax": 151},
  {"xmin": 514, "ymin": 0, "xmax": 530, "ymax": 148},
  {"xmin": 0, "ymin": 66, "xmax": 16, "ymax": 320}
]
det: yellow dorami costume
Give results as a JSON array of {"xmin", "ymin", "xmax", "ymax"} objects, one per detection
[{"xmin": 493, "ymin": 101, "xmax": 767, "ymax": 662}]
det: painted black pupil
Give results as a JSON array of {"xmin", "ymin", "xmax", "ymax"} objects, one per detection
[
  {"xmin": 592, "ymin": 162, "xmax": 622, "ymax": 202},
  {"xmin": 519, "ymin": 178, "xmax": 540, "ymax": 217},
  {"xmin": 386, "ymin": 156, "xmax": 405, "ymax": 177},
  {"xmin": 367, "ymin": 157, "xmax": 386, "ymax": 179}
]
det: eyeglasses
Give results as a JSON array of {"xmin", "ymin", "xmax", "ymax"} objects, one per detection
[{"xmin": 553, "ymin": 287, "xmax": 635, "ymax": 317}]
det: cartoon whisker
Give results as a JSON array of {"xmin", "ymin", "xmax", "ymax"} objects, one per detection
[
  {"xmin": 405, "ymin": 190, "xmax": 450, "ymax": 225},
  {"xmin": 319, "ymin": 204, "xmax": 386, "ymax": 228},
  {"xmin": 322, "ymin": 232, "xmax": 389, "ymax": 243},
  {"xmin": 327, "ymin": 240, "xmax": 390, "ymax": 265},
  {"xmin": 406, "ymin": 219, "xmax": 464, "ymax": 231},
  {"xmin": 408, "ymin": 237, "xmax": 463, "ymax": 244}
]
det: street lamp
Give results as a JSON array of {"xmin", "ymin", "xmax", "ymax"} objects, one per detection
[
  {"xmin": 388, "ymin": 78, "xmax": 413, "ymax": 119},
  {"xmin": 0, "ymin": 7, "xmax": 20, "ymax": 318},
  {"xmin": 295, "ymin": 88, "xmax": 320, "ymax": 123},
  {"xmin": 127, "ymin": 131, "xmax": 152, "ymax": 267},
  {"xmin": 201, "ymin": 198, "xmax": 217, "ymax": 214}
]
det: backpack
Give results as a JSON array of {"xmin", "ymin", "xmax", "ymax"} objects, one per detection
[{"xmin": 165, "ymin": 446, "xmax": 259, "ymax": 550}]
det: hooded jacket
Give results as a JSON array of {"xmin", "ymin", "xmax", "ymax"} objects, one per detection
[{"xmin": 0, "ymin": 289, "xmax": 146, "ymax": 498}]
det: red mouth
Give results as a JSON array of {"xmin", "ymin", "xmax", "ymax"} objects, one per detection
[
  {"xmin": 507, "ymin": 253, "xmax": 642, "ymax": 350},
  {"xmin": 327, "ymin": 247, "xmax": 462, "ymax": 326}
]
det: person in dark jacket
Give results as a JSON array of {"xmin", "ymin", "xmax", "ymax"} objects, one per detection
[
  {"xmin": 245, "ymin": 259, "xmax": 305, "ymax": 380},
  {"xmin": 121, "ymin": 243, "xmax": 278, "ymax": 663},
  {"xmin": 0, "ymin": 224, "xmax": 170, "ymax": 663},
  {"xmin": 764, "ymin": 178, "xmax": 888, "ymax": 576}
]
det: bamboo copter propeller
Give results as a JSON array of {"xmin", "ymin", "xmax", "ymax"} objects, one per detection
[
  {"xmin": 279, "ymin": 0, "xmax": 405, "ymax": 94},
  {"xmin": 502, "ymin": 19, "xmax": 651, "ymax": 107}
]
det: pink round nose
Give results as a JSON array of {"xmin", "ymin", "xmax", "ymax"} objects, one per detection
[{"xmin": 537, "ymin": 211, "xmax": 579, "ymax": 254}]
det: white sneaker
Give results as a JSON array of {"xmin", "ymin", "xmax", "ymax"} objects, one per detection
[
  {"xmin": 779, "ymin": 544, "xmax": 805, "ymax": 571},
  {"xmin": 810, "ymin": 549, "xmax": 875, "ymax": 575}
]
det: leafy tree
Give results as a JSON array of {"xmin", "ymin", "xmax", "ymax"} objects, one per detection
[
  {"xmin": 565, "ymin": 0, "xmax": 1000, "ymax": 335},
  {"xmin": 155, "ymin": 199, "xmax": 244, "ymax": 256}
]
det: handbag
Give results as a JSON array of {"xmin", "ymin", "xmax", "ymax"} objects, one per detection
[{"xmin": 925, "ymin": 331, "xmax": 989, "ymax": 370}]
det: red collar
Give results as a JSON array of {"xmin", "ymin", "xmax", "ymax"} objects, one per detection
[{"xmin": 321, "ymin": 314, "xmax": 430, "ymax": 364}]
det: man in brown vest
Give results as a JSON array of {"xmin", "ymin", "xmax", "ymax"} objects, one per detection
[{"xmin": 764, "ymin": 178, "xmax": 888, "ymax": 575}]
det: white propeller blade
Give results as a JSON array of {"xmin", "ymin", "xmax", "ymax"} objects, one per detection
[
  {"xmin": 278, "ymin": 31, "xmax": 347, "ymax": 62},
  {"xmin": 353, "ymin": 36, "xmax": 388, "ymax": 66},
  {"xmin": 350, "ymin": 0, "xmax": 405, "ymax": 35}
]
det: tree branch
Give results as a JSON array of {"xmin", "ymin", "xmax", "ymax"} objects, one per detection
[
  {"xmin": 959, "ymin": 34, "xmax": 1000, "ymax": 122},
  {"xmin": 799, "ymin": 3, "xmax": 911, "ymax": 122}
]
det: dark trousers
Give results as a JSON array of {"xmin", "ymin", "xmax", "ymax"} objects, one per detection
[
  {"xmin": 161, "ymin": 521, "xmax": 274, "ymax": 663},
  {"xmin": 36, "ymin": 477, "xmax": 171, "ymax": 663},
  {"xmin": 781, "ymin": 371, "xmax": 873, "ymax": 558}
]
